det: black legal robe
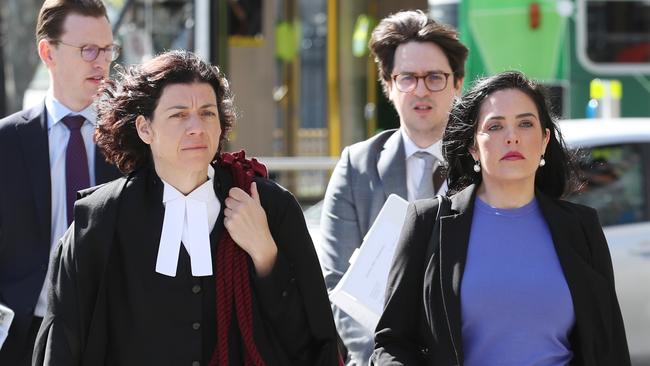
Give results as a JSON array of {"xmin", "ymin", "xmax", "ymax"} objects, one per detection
[{"xmin": 33, "ymin": 164, "xmax": 340, "ymax": 366}]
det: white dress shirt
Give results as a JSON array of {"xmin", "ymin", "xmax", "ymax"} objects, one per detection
[
  {"xmin": 157, "ymin": 166, "xmax": 221, "ymax": 277},
  {"xmin": 401, "ymin": 129, "xmax": 447, "ymax": 202},
  {"xmin": 35, "ymin": 92, "xmax": 98, "ymax": 317}
]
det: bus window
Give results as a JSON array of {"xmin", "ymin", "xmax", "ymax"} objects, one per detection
[{"xmin": 578, "ymin": 0, "xmax": 650, "ymax": 71}]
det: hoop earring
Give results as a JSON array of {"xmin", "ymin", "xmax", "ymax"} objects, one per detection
[
  {"xmin": 473, "ymin": 160, "xmax": 481, "ymax": 173},
  {"xmin": 539, "ymin": 155, "xmax": 546, "ymax": 167}
]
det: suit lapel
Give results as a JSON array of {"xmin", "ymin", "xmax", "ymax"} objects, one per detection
[
  {"xmin": 438, "ymin": 184, "xmax": 476, "ymax": 358},
  {"xmin": 15, "ymin": 103, "xmax": 51, "ymax": 243},
  {"xmin": 376, "ymin": 130, "xmax": 407, "ymax": 200},
  {"xmin": 536, "ymin": 193, "xmax": 596, "ymax": 351},
  {"xmin": 536, "ymin": 192, "xmax": 592, "ymax": 268}
]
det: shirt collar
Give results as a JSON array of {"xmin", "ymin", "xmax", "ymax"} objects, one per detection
[
  {"xmin": 162, "ymin": 165, "xmax": 216, "ymax": 203},
  {"xmin": 45, "ymin": 90, "xmax": 97, "ymax": 129},
  {"xmin": 400, "ymin": 128, "xmax": 443, "ymax": 161}
]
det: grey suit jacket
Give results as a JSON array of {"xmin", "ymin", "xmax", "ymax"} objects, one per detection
[{"xmin": 319, "ymin": 129, "xmax": 407, "ymax": 365}]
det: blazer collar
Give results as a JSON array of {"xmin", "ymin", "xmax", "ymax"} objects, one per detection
[
  {"xmin": 21, "ymin": 102, "xmax": 47, "ymax": 124},
  {"xmin": 535, "ymin": 191, "xmax": 591, "ymax": 262},
  {"xmin": 377, "ymin": 130, "xmax": 408, "ymax": 200},
  {"xmin": 16, "ymin": 102, "xmax": 51, "ymax": 244},
  {"xmin": 437, "ymin": 184, "xmax": 477, "ymax": 359},
  {"xmin": 535, "ymin": 190, "xmax": 600, "ymax": 353}
]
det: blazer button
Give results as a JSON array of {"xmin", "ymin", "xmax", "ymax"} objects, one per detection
[
  {"xmin": 420, "ymin": 347, "xmax": 429, "ymax": 355},
  {"xmin": 192, "ymin": 361, "xmax": 200, "ymax": 366},
  {"xmin": 192, "ymin": 284, "xmax": 201, "ymax": 294},
  {"xmin": 281, "ymin": 290, "xmax": 288, "ymax": 297},
  {"xmin": 192, "ymin": 322, "xmax": 201, "ymax": 330}
]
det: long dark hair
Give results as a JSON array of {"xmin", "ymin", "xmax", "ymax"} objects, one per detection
[{"xmin": 443, "ymin": 71, "xmax": 574, "ymax": 198}]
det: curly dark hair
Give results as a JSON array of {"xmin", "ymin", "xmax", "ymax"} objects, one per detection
[
  {"xmin": 443, "ymin": 71, "xmax": 575, "ymax": 198},
  {"xmin": 368, "ymin": 9, "xmax": 469, "ymax": 97},
  {"xmin": 95, "ymin": 50, "xmax": 235, "ymax": 174}
]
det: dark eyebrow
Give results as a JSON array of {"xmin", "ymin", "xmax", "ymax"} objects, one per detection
[
  {"xmin": 516, "ymin": 113, "xmax": 538, "ymax": 119},
  {"xmin": 80, "ymin": 43, "xmax": 115, "ymax": 48},
  {"xmin": 165, "ymin": 106, "xmax": 187, "ymax": 112},
  {"xmin": 397, "ymin": 70, "xmax": 448, "ymax": 75},
  {"xmin": 165, "ymin": 103, "xmax": 218, "ymax": 112},
  {"xmin": 486, "ymin": 113, "xmax": 538, "ymax": 122}
]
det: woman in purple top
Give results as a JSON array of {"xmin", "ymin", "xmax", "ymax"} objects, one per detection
[{"xmin": 372, "ymin": 71, "xmax": 630, "ymax": 366}]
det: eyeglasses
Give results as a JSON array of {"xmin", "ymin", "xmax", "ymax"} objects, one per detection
[
  {"xmin": 391, "ymin": 72, "xmax": 452, "ymax": 93},
  {"xmin": 51, "ymin": 40, "xmax": 121, "ymax": 62}
]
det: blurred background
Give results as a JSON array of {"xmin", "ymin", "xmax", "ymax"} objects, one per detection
[{"xmin": 1, "ymin": 0, "xmax": 649, "ymax": 202}]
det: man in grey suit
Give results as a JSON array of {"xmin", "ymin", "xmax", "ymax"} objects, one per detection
[{"xmin": 319, "ymin": 10, "xmax": 469, "ymax": 365}]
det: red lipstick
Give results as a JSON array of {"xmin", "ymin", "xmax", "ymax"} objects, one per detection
[{"xmin": 501, "ymin": 151, "xmax": 524, "ymax": 160}]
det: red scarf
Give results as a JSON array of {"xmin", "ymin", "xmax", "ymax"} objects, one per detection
[{"xmin": 209, "ymin": 151, "xmax": 268, "ymax": 366}]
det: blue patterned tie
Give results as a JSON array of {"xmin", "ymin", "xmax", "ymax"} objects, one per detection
[{"xmin": 62, "ymin": 115, "xmax": 90, "ymax": 225}]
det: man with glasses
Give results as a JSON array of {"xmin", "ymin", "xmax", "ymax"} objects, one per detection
[
  {"xmin": 319, "ymin": 10, "xmax": 468, "ymax": 365},
  {"xmin": 0, "ymin": 1, "xmax": 121, "ymax": 365}
]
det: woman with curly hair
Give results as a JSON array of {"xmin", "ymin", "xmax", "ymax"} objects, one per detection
[
  {"xmin": 372, "ymin": 71, "xmax": 630, "ymax": 365},
  {"xmin": 33, "ymin": 50, "xmax": 340, "ymax": 366}
]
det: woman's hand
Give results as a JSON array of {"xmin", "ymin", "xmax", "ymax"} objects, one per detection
[{"xmin": 224, "ymin": 182, "xmax": 278, "ymax": 276}]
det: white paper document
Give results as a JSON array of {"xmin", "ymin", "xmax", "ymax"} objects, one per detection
[
  {"xmin": 330, "ymin": 194, "xmax": 409, "ymax": 331},
  {"xmin": 0, "ymin": 302, "xmax": 15, "ymax": 350}
]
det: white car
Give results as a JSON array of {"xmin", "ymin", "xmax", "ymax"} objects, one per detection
[
  {"xmin": 561, "ymin": 118, "xmax": 650, "ymax": 365},
  {"xmin": 305, "ymin": 118, "xmax": 650, "ymax": 365}
]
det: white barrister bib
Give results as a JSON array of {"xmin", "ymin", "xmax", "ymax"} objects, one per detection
[{"xmin": 156, "ymin": 166, "xmax": 221, "ymax": 277}]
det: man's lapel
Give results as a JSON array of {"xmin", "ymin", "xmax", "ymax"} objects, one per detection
[
  {"xmin": 377, "ymin": 130, "xmax": 408, "ymax": 200},
  {"xmin": 15, "ymin": 102, "xmax": 51, "ymax": 243}
]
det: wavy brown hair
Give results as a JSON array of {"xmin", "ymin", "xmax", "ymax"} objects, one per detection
[{"xmin": 95, "ymin": 50, "xmax": 235, "ymax": 174}]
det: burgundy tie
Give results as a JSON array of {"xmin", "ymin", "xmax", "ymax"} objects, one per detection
[{"xmin": 62, "ymin": 115, "xmax": 90, "ymax": 225}]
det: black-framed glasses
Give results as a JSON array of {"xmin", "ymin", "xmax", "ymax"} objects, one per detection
[
  {"xmin": 52, "ymin": 40, "xmax": 121, "ymax": 62},
  {"xmin": 391, "ymin": 72, "xmax": 452, "ymax": 93}
]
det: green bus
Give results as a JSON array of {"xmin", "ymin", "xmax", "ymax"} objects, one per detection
[{"xmin": 430, "ymin": 0, "xmax": 650, "ymax": 118}]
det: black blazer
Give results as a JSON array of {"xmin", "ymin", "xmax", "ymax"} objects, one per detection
[
  {"xmin": 0, "ymin": 103, "xmax": 121, "ymax": 364},
  {"xmin": 372, "ymin": 184, "xmax": 631, "ymax": 366},
  {"xmin": 32, "ymin": 164, "xmax": 340, "ymax": 365}
]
